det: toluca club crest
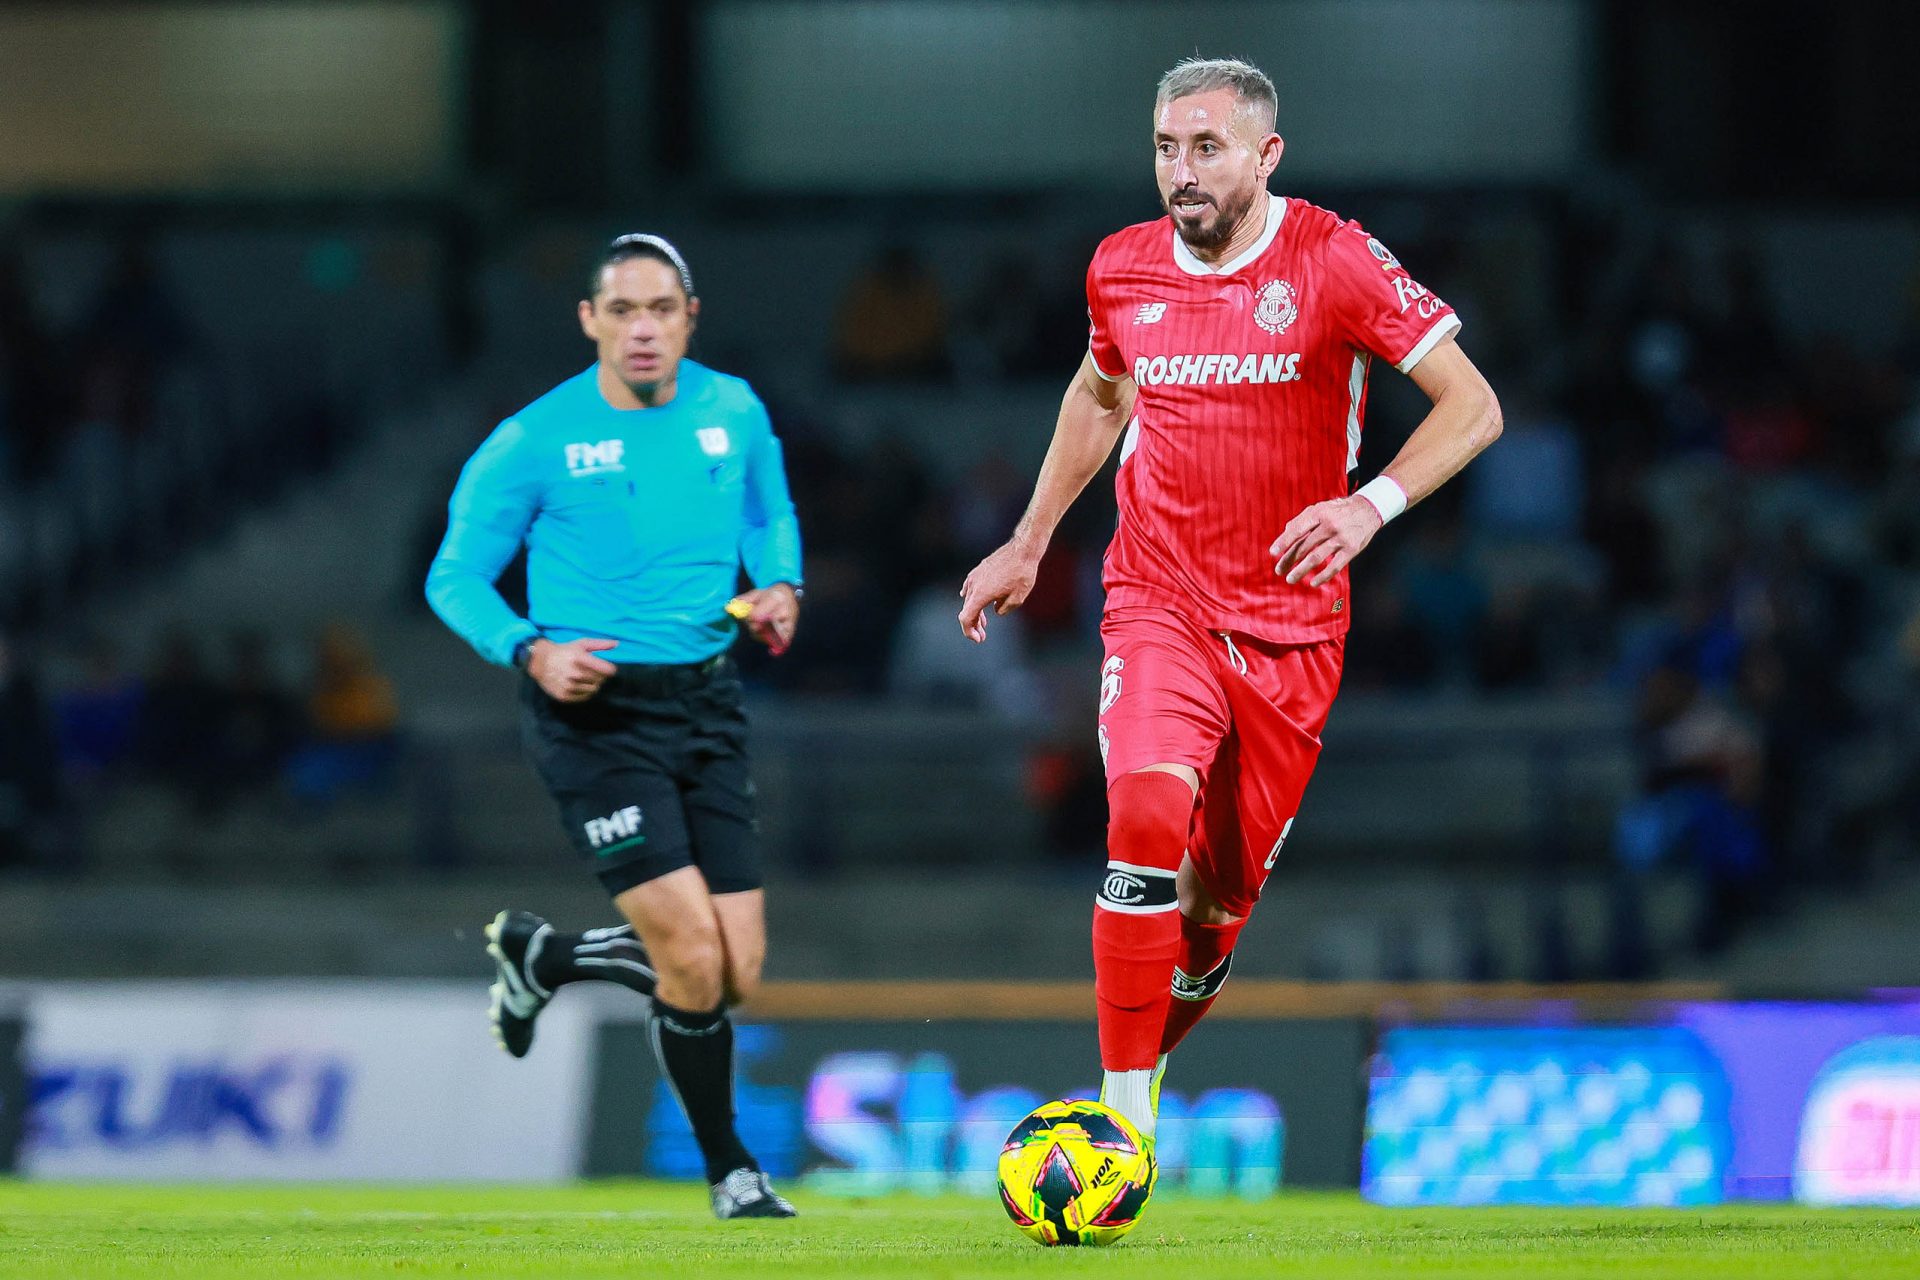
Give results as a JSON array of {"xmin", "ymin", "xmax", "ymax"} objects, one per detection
[{"xmin": 1253, "ymin": 279, "xmax": 1298, "ymax": 336}]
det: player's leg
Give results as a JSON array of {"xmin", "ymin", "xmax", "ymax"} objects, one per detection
[
  {"xmin": 610, "ymin": 863, "xmax": 791, "ymax": 1217},
  {"xmin": 678, "ymin": 667, "xmax": 767, "ymax": 1007},
  {"xmin": 612, "ymin": 865, "xmax": 746, "ymax": 1188},
  {"xmin": 711, "ymin": 889, "xmax": 766, "ymax": 1007},
  {"xmin": 1094, "ymin": 762, "xmax": 1195, "ymax": 1138},
  {"xmin": 665, "ymin": 659, "xmax": 794, "ymax": 1218},
  {"xmin": 1092, "ymin": 609, "xmax": 1229, "ymax": 1140},
  {"xmin": 485, "ymin": 910, "xmax": 655, "ymax": 1056},
  {"xmin": 1157, "ymin": 752, "xmax": 1250, "ymax": 1059},
  {"xmin": 488, "ymin": 913, "xmax": 656, "ymax": 1003},
  {"xmin": 492, "ymin": 677, "xmax": 691, "ymax": 1057},
  {"xmin": 1162, "ymin": 634, "xmax": 1344, "ymax": 1057}
]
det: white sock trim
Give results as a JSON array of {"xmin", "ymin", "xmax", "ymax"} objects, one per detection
[{"xmin": 1101, "ymin": 1068, "xmax": 1157, "ymax": 1140}]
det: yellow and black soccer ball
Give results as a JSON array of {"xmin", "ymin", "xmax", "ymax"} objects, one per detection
[{"xmin": 995, "ymin": 1099, "xmax": 1157, "ymax": 1246}]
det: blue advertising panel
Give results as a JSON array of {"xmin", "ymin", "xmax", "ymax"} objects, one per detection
[
  {"xmin": 1667, "ymin": 1002, "xmax": 1920, "ymax": 1205},
  {"xmin": 589, "ymin": 1018, "xmax": 1369, "ymax": 1193},
  {"xmin": 1364, "ymin": 1027, "xmax": 1731, "ymax": 1206},
  {"xmin": 1364, "ymin": 1001, "xmax": 1920, "ymax": 1206}
]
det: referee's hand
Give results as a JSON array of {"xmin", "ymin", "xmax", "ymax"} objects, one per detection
[
  {"xmin": 528, "ymin": 637, "xmax": 619, "ymax": 703},
  {"xmin": 730, "ymin": 584, "xmax": 800, "ymax": 656}
]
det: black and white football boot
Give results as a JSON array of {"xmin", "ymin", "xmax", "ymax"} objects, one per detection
[
  {"xmin": 484, "ymin": 909, "xmax": 554, "ymax": 1059},
  {"xmin": 710, "ymin": 1168, "xmax": 798, "ymax": 1219}
]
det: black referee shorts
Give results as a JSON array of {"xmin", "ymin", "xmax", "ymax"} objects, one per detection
[{"xmin": 519, "ymin": 654, "xmax": 762, "ymax": 898}]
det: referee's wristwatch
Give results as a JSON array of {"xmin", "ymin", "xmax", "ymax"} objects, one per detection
[{"xmin": 512, "ymin": 636, "xmax": 541, "ymax": 670}]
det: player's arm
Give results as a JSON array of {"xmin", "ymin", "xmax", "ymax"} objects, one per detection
[
  {"xmin": 425, "ymin": 420, "xmax": 545, "ymax": 666},
  {"xmin": 1273, "ymin": 334, "xmax": 1501, "ymax": 587},
  {"xmin": 732, "ymin": 400, "xmax": 803, "ymax": 655},
  {"xmin": 958, "ymin": 352, "xmax": 1134, "ymax": 641},
  {"xmin": 426, "ymin": 422, "xmax": 619, "ymax": 699}
]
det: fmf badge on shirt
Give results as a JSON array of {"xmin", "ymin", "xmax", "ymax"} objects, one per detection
[
  {"xmin": 565, "ymin": 439, "xmax": 625, "ymax": 476},
  {"xmin": 696, "ymin": 427, "xmax": 730, "ymax": 457}
]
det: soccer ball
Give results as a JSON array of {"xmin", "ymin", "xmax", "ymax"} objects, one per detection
[{"xmin": 996, "ymin": 1099, "xmax": 1157, "ymax": 1246}]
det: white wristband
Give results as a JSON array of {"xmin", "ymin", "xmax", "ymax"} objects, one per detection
[{"xmin": 1355, "ymin": 475, "xmax": 1408, "ymax": 524}]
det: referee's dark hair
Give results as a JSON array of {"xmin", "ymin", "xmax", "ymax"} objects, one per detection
[{"xmin": 588, "ymin": 233, "xmax": 695, "ymax": 301}]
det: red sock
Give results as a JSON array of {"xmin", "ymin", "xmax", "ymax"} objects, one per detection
[
  {"xmin": 1093, "ymin": 771, "xmax": 1193, "ymax": 1071},
  {"xmin": 1159, "ymin": 914, "xmax": 1245, "ymax": 1055}
]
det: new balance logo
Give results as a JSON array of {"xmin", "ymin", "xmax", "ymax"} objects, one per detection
[
  {"xmin": 1134, "ymin": 303, "xmax": 1167, "ymax": 325},
  {"xmin": 566, "ymin": 439, "xmax": 626, "ymax": 476},
  {"xmin": 584, "ymin": 805, "xmax": 644, "ymax": 849}
]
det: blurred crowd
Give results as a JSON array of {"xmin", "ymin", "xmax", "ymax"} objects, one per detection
[
  {"xmin": 5, "ymin": 203, "xmax": 1919, "ymax": 975},
  {"xmin": 757, "ymin": 221, "xmax": 1920, "ymax": 965},
  {"xmin": 0, "ymin": 622, "xmax": 399, "ymax": 872},
  {"xmin": 0, "ymin": 235, "xmax": 351, "ymax": 632}
]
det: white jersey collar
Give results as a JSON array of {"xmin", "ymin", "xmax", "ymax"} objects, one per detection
[{"xmin": 1171, "ymin": 194, "xmax": 1286, "ymax": 278}]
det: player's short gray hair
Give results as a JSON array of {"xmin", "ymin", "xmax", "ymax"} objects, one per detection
[{"xmin": 1155, "ymin": 57, "xmax": 1278, "ymax": 134}]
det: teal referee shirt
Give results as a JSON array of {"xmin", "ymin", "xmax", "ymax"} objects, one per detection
[{"xmin": 426, "ymin": 360, "xmax": 803, "ymax": 666}]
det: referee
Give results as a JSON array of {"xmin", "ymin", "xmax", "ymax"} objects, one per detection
[{"xmin": 427, "ymin": 233, "xmax": 802, "ymax": 1219}]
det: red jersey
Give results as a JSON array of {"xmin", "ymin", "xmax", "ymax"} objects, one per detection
[{"xmin": 1087, "ymin": 196, "xmax": 1460, "ymax": 643}]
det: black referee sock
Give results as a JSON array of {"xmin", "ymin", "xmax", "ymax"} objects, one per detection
[
  {"xmin": 529, "ymin": 924, "xmax": 657, "ymax": 997},
  {"xmin": 649, "ymin": 996, "xmax": 756, "ymax": 1185}
]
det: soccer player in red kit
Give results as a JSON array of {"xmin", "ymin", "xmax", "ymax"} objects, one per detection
[{"xmin": 957, "ymin": 57, "xmax": 1503, "ymax": 1141}]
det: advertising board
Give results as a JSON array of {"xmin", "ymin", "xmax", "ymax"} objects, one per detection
[
  {"xmin": 17, "ymin": 981, "xmax": 594, "ymax": 1180},
  {"xmin": 1362, "ymin": 1001, "xmax": 1920, "ymax": 1206},
  {"xmin": 587, "ymin": 1017, "xmax": 1369, "ymax": 1193}
]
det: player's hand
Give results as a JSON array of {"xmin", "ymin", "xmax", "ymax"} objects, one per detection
[
  {"xmin": 1271, "ymin": 496, "xmax": 1385, "ymax": 588},
  {"xmin": 958, "ymin": 540, "xmax": 1043, "ymax": 643},
  {"xmin": 529, "ymin": 637, "xmax": 619, "ymax": 703},
  {"xmin": 729, "ymin": 584, "xmax": 800, "ymax": 656}
]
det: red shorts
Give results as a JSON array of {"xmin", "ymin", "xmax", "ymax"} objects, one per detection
[{"xmin": 1097, "ymin": 606, "xmax": 1345, "ymax": 918}]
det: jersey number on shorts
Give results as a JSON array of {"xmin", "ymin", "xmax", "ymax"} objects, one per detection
[{"xmin": 1099, "ymin": 656, "xmax": 1125, "ymax": 714}]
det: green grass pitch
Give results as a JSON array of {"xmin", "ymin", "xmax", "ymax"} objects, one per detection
[{"xmin": 0, "ymin": 1182, "xmax": 1914, "ymax": 1279}]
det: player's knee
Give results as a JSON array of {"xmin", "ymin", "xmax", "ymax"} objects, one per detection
[
  {"xmin": 724, "ymin": 951, "xmax": 764, "ymax": 1007},
  {"xmin": 1176, "ymin": 861, "xmax": 1243, "ymax": 924},
  {"xmin": 1181, "ymin": 891, "xmax": 1242, "ymax": 926},
  {"xmin": 1107, "ymin": 770, "xmax": 1195, "ymax": 869},
  {"xmin": 654, "ymin": 923, "xmax": 726, "ymax": 1008}
]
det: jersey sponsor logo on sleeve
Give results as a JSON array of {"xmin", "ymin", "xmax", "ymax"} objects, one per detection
[
  {"xmin": 1390, "ymin": 274, "xmax": 1447, "ymax": 320},
  {"xmin": 1253, "ymin": 279, "xmax": 1299, "ymax": 336},
  {"xmin": 1131, "ymin": 352, "xmax": 1301, "ymax": 386},
  {"xmin": 565, "ymin": 439, "xmax": 626, "ymax": 477},
  {"xmin": 1133, "ymin": 302, "xmax": 1168, "ymax": 325}
]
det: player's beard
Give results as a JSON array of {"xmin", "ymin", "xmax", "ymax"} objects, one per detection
[{"xmin": 1167, "ymin": 183, "xmax": 1258, "ymax": 253}]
